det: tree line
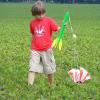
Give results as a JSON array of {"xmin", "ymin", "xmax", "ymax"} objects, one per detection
[{"xmin": 0, "ymin": 0, "xmax": 100, "ymax": 3}]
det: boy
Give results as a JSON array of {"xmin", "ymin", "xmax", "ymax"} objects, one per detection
[{"xmin": 28, "ymin": 1, "xmax": 60, "ymax": 85}]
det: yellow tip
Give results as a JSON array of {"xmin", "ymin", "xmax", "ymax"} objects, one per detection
[
  {"xmin": 59, "ymin": 39, "xmax": 62, "ymax": 50},
  {"xmin": 52, "ymin": 38, "xmax": 58, "ymax": 48}
]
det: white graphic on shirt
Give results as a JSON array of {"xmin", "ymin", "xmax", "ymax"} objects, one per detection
[{"xmin": 35, "ymin": 25, "xmax": 45, "ymax": 36}]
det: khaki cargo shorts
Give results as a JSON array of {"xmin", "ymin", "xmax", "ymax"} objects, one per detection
[{"xmin": 29, "ymin": 48, "xmax": 56, "ymax": 74}]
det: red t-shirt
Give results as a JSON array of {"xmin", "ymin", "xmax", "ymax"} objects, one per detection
[{"xmin": 30, "ymin": 16, "xmax": 58, "ymax": 51}]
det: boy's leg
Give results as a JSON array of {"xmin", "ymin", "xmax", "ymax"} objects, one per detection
[
  {"xmin": 41, "ymin": 48, "xmax": 56, "ymax": 85},
  {"xmin": 28, "ymin": 50, "xmax": 43, "ymax": 85},
  {"xmin": 48, "ymin": 74, "xmax": 54, "ymax": 85},
  {"xmin": 28, "ymin": 71, "xmax": 35, "ymax": 85}
]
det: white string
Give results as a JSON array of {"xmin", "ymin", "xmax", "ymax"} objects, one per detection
[{"xmin": 68, "ymin": 17, "xmax": 80, "ymax": 68}]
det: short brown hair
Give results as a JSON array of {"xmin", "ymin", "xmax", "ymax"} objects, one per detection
[{"xmin": 31, "ymin": 1, "xmax": 46, "ymax": 16}]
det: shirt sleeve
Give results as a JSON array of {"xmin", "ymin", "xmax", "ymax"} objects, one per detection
[
  {"xmin": 30, "ymin": 22, "xmax": 33, "ymax": 34},
  {"xmin": 50, "ymin": 18, "xmax": 59, "ymax": 32}
]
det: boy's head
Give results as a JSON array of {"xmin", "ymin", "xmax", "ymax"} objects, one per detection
[{"xmin": 31, "ymin": 1, "xmax": 46, "ymax": 17}]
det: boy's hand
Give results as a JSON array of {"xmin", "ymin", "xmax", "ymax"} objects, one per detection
[{"xmin": 57, "ymin": 26, "xmax": 61, "ymax": 31}]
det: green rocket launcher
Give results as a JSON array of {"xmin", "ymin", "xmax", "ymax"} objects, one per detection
[{"xmin": 52, "ymin": 11, "xmax": 69, "ymax": 50}]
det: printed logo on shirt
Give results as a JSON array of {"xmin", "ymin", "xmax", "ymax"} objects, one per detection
[{"xmin": 34, "ymin": 25, "xmax": 45, "ymax": 36}]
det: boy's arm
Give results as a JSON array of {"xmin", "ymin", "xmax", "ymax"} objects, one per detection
[
  {"xmin": 50, "ymin": 18, "xmax": 59, "ymax": 32},
  {"xmin": 30, "ymin": 22, "xmax": 33, "ymax": 34},
  {"xmin": 30, "ymin": 22, "xmax": 34, "ymax": 40},
  {"xmin": 56, "ymin": 22, "xmax": 68, "ymax": 32},
  {"xmin": 50, "ymin": 18, "xmax": 68, "ymax": 33}
]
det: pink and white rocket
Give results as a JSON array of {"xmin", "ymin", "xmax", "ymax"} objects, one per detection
[{"xmin": 68, "ymin": 67, "xmax": 91, "ymax": 83}]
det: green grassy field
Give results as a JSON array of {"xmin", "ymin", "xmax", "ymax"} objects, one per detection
[{"xmin": 0, "ymin": 3, "xmax": 100, "ymax": 100}]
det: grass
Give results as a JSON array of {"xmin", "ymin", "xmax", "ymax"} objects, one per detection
[{"xmin": 0, "ymin": 3, "xmax": 100, "ymax": 100}]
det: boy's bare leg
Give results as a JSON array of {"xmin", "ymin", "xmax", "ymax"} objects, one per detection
[
  {"xmin": 48, "ymin": 74, "xmax": 54, "ymax": 85},
  {"xmin": 28, "ymin": 71, "xmax": 35, "ymax": 85}
]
